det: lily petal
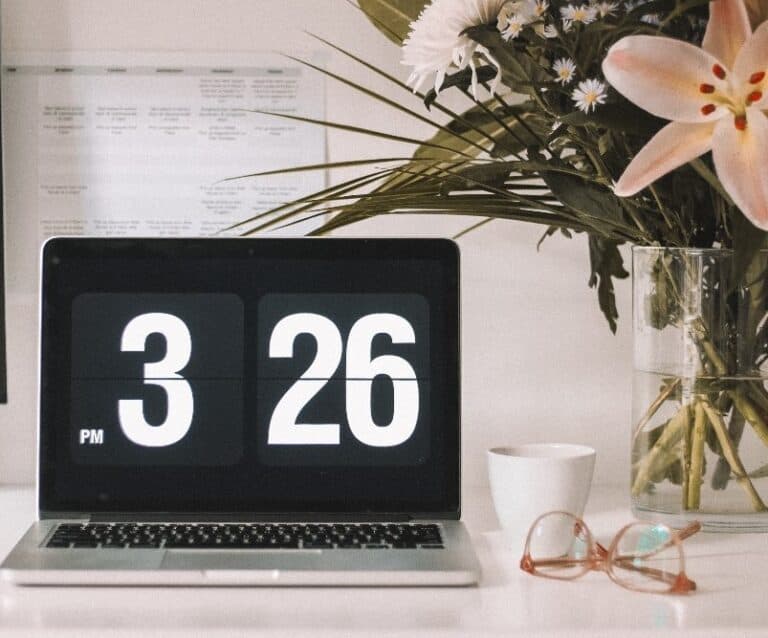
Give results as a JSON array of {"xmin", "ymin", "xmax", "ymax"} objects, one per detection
[
  {"xmin": 614, "ymin": 121, "xmax": 715, "ymax": 196},
  {"xmin": 712, "ymin": 108, "xmax": 768, "ymax": 230},
  {"xmin": 703, "ymin": 0, "xmax": 750, "ymax": 69},
  {"xmin": 603, "ymin": 36, "xmax": 728, "ymax": 123},
  {"xmin": 734, "ymin": 21, "xmax": 768, "ymax": 108}
]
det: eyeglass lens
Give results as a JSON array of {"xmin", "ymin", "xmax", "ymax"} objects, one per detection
[
  {"xmin": 527, "ymin": 512, "xmax": 592, "ymax": 579},
  {"xmin": 609, "ymin": 522, "xmax": 684, "ymax": 593}
]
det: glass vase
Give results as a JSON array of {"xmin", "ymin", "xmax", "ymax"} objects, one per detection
[{"xmin": 632, "ymin": 247, "xmax": 768, "ymax": 531}]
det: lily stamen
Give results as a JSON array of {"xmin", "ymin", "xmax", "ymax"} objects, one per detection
[
  {"xmin": 700, "ymin": 83, "xmax": 715, "ymax": 93},
  {"xmin": 749, "ymin": 71, "xmax": 765, "ymax": 84},
  {"xmin": 712, "ymin": 63, "xmax": 727, "ymax": 79},
  {"xmin": 735, "ymin": 114, "xmax": 747, "ymax": 130}
]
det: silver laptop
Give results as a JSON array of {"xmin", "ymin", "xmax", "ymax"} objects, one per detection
[{"xmin": 1, "ymin": 237, "xmax": 479, "ymax": 586}]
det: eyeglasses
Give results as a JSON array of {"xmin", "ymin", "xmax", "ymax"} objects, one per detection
[{"xmin": 519, "ymin": 511, "xmax": 700, "ymax": 594}]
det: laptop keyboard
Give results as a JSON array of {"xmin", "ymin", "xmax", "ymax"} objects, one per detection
[{"xmin": 45, "ymin": 522, "xmax": 444, "ymax": 550}]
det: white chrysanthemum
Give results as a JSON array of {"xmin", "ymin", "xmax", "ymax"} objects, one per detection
[
  {"xmin": 594, "ymin": 1, "xmax": 619, "ymax": 17},
  {"xmin": 560, "ymin": 4, "xmax": 598, "ymax": 29},
  {"xmin": 402, "ymin": 0, "xmax": 508, "ymax": 97},
  {"xmin": 571, "ymin": 78, "xmax": 607, "ymax": 113},
  {"xmin": 553, "ymin": 58, "xmax": 577, "ymax": 85}
]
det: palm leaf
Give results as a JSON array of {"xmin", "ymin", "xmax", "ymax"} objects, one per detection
[
  {"xmin": 229, "ymin": 168, "xmax": 396, "ymax": 233},
  {"xmin": 305, "ymin": 34, "xmax": 516, "ymax": 152},
  {"xmin": 245, "ymin": 109, "xmax": 476, "ymax": 158},
  {"xmin": 221, "ymin": 157, "xmax": 456, "ymax": 181},
  {"xmin": 283, "ymin": 53, "xmax": 493, "ymax": 157},
  {"xmin": 356, "ymin": 0, "xmax": 427, "ymax": 45}
]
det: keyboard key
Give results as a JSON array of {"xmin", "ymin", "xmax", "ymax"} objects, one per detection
[{"xmin": 46, "ymin": 539, "xmax": 72, "ymax": 548}]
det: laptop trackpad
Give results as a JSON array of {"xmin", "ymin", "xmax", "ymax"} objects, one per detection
[{"xmin": 161, "ymin": 550, "xmax": 323, "ymax": 571}]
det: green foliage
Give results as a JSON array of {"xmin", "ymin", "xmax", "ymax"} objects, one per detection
[
  {"xmin": 462, "ymin": 25, "xmax": 552, "ymax": 99},
  {"xmin": 231, "ymin": 0, "xmax": 768, "ymax": 332},
  {"xmin": 559, "ymin": 103, "xmax": 664, "ymax": 137},
  {"xmin": 587, "ymin": 237, "xmax": 629, "ymax": 334},
  {"xmin": 423, "ymin": 65, "xmax": 498, "ymax": 109},
  {"xmin": 357, "ymin": 0, "xmax": 428, "ymax": 44}
]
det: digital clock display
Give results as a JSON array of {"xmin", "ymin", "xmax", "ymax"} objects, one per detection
[
  {"xmin": 39, "ymin": 238, "xmax": 459, "ymax": 515},
  {"xmin": 70, "ymin": 293, "xmax": 245, "ymax": 466}
]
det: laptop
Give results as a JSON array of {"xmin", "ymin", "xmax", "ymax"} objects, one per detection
[{"xmin": 1, "ymin": 237, "xmax": 480, "ymax": 586}]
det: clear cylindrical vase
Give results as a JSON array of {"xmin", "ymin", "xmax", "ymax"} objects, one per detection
[{"xmin": 632, "ymin": 247, "xmax": 768, "ymax": 531}]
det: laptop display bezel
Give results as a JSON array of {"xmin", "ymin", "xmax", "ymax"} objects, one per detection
[{"xmin": 38, "ymin": 237, "xmax": 461, "ymax": 520}]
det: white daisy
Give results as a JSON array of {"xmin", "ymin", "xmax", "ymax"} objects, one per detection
[
  {"xmin": 498, "ymin": 0, "xmax": 552, "ymax": 39},
  {"xmin": 553, "ymin": 58, "xmax": 577, "ymax": 85},
  {"xmin": 594, "ymin": 1, "xmax": 619, "ymax": 17},
  {"xmin": 560, "ymin": 4, "xmax": 598, "ymax": 29},
  {"xmin": 499, "ymin": 0, "xmax": 539, "ymax": 21},
  {"xmin": 402, "ymin": 0, "xmax": 508, "ymax": 98},
  {"xmin": 571, "ymin": 78, "xmax": 607, "ymax": 113},
  {"xmin": 497, "ymin": 1, "xmax": 518, "ymax": 28},
  {"xmin": 500, "ymin": 14, "xmax": 529, "ymax": 39}
]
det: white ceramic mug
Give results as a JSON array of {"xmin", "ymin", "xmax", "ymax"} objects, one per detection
[{"xmin": 487, "ymin": 443, "xmax": 596, "ymax": 556}]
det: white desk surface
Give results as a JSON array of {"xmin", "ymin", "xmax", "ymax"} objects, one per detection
[{"xmin": 1, "ymin": 484, "xmax": 767, "ymax": 638}]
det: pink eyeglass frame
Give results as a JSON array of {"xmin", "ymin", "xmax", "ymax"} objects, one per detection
[{"xmin": 519, "ymin": 511, "xmax": 701, "ymax": 594}]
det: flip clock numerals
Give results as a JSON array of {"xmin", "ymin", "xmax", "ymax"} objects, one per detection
[
  {"xmin": 267, "ymin": 312, "xmax": 419, "ymax": 447},
  {"xmin": 117, "ymin": 312, "xmax": 194, "ymax": 448},
  {"xmin": 70, "ymin": 293, "xmax": 244, "ymax": 466}
]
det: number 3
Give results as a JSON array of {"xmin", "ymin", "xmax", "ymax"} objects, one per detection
[
  {"xmin": 267, "ymin": 313, "xmax": 419, "ymax": 447},
  {"xmin": 118, "ymin": 313, "xmax": 194, "ymax": 447}
]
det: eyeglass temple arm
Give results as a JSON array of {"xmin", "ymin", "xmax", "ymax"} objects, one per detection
[
  {"xmin": 610, "ymin": 555, "xmax": 697, "ymax": 590},
  {"xmin": 675, "ymin": 521, "xmax": 702, "ymax": 542},
  {"xmin": 525, "ymin": 553, "xmax": 697, "ymax": 590}
]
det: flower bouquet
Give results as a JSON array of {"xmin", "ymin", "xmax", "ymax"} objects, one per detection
[{"xmin": 234, "ymin": 0, "xmax": 768, "ymax": 527}]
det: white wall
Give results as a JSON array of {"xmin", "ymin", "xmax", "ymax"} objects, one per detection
[{"xmin": 0, "ymin": 0, "xmax": 632, "ymax": 489}]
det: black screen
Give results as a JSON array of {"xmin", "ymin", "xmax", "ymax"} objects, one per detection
[{"xmin": 39, "ymin": 238, "xmax": 460, "ymax": 516}]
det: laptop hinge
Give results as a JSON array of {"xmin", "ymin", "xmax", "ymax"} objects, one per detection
[
  {"xmin": 84, "ymin": 513, "xmax": 422, "ymax": 523},
  {"xmin": 42, "ymin": 510, "xmax": 458, "ymax": 522}
]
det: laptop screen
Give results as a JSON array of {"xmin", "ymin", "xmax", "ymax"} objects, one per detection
[{"xmin": 38, "ymin": 238, "xmax": 460, "ymax": 516}]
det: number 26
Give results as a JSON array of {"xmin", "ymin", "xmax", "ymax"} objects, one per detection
[{"xmin": 268, "ymin": 313, "xmax": 419, "ymax": 447}]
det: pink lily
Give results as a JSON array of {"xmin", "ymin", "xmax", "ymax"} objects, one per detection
[{"xmin": 602, "ymin": 0, "xmax": 768, "ymax": 229}]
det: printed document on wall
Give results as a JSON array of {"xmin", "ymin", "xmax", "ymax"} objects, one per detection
[{"xmin": 2, "ymin": 51, "xmax": 326, "ymax": 243}]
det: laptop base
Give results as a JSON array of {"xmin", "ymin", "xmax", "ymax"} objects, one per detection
[{"xmin": 1, "ymin": 520, "xmax": 480, "ymax": 587}]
